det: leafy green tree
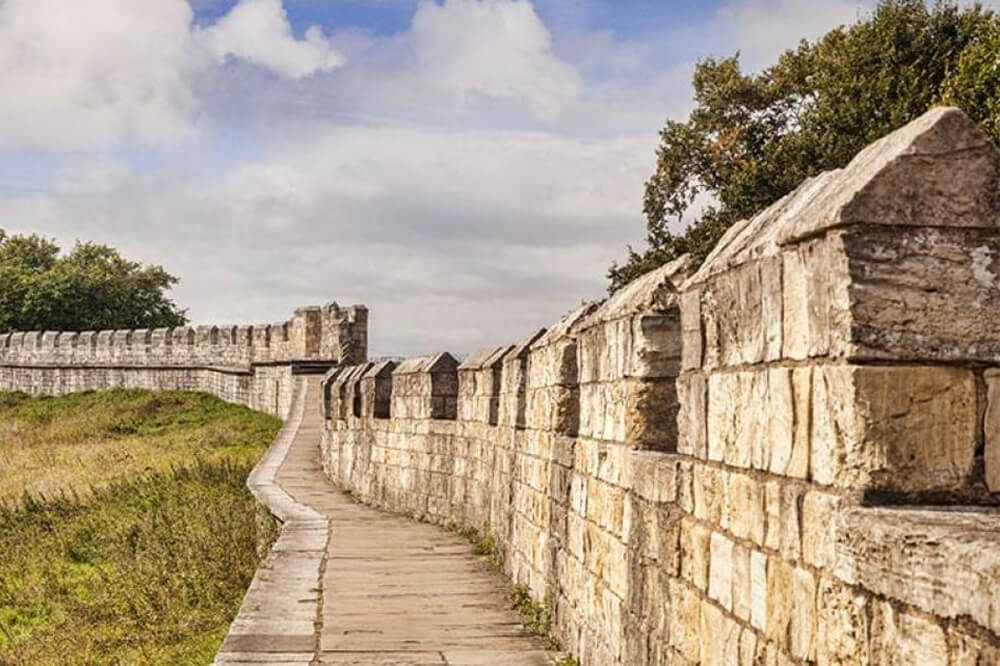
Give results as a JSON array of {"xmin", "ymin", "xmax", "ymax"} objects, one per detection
[
  {"xmin": 0, "ymin": 230, "xmax": 187, "ymax": 331},
  {"xmin": 610, "ymin": 0, "xmax": 1000, "ymax": 289}
]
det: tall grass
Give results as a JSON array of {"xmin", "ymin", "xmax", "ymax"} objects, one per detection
[
  {"xmin": 0, "ymin": 389, "xmax": 280, "ymax": 504},
  {"xmin": 0, "ymin": 390, "xmax": 282, "ymax": 665}
]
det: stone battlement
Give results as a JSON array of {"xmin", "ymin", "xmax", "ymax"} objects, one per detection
[
  {"xmin": 320, "ymin": 108, "xmax": 1000, "ymax": 665},
  {"xmin": 0, "ymin": 302, "xmax": 368, "ymax": 417}
]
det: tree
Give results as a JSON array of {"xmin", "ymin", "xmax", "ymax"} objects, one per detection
[
  {"xmin": 0, "ymin": 230, "xmax": 187, "ymax": 331},
  {"xmin": 609, "ymin": 0, "xmax": 1000, "ymax": 290}
]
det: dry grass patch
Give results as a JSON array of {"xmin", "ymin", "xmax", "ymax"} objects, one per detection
[
  {"xmin": 0, "ymin": 390, "xmax": 282, "ymax": 665},
  {"xmin": 0, "ymin": 390, "xmax": 278, "ymax": 504}
]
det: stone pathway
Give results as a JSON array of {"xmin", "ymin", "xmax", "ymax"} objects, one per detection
[{"xmin": 215, "ymin": 377, "xmax": 553, "ymax": 666}]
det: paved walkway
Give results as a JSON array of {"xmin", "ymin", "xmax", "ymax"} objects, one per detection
[{"xmin": 215, "ymin": 377, "xmax": 552, "ymax": 666}]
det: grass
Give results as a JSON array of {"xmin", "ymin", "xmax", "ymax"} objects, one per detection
[
  {"xmin": 509, "ymin": 584, "xmax": 553, "ymax": 638},
  {"xmin": 0, "ymin": 390, "xmax": 280, "ymax": 505},
  {"xmin": 450, "ymin": 524, "xmax": 504, "ymax": 570},
  {"xmin": 0, "ymin": 390, "xmax": 282, "ymax": 665}
]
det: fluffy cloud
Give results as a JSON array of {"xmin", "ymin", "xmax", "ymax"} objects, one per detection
[
  {"xmin": 409, "ymin": 0, "xmax": 582, "ymax": 120},
  {"xmin": 195, "ymin": 0, "xmax": 345, "ymax": 79},
  {"xmin": 711, "ymin": 0, "xmax": 869, "ymax": 69},
  {"xmin": 0, "ymin": 0, "xmax": 203, "ymax": 150},
  {"xmin": 0, "ymin": 0, "xmax": 347, "ymax": 150}
]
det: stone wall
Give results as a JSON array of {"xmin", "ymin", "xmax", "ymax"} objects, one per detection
[
  {"xmin": 0, "ymin": 301, "xmax": 367, "ymax": 417},
  {"xmin": 321, "ymin": 108, "xmax": 1000, "ymax": 665}
]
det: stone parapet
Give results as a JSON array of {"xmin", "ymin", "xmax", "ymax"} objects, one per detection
[
  {"xmin": 0, "ymin": 301, "xmax": 367, "ymax": 418},
  {"xmin": 320, "ymin": 108, "xmax": 1000, "ymax": 665}
]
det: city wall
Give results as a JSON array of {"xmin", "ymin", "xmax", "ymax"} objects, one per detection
[
  {"xmin": 321, "ymin": 108, "xmax": 1000, "ymax": 665},
  {"xmin": 0, "ymin": 302, "xmax": 368, "ymax": 417}
]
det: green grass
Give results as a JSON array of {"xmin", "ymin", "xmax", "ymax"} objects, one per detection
[
  {"xmin": 509, "ymin": 584, "xmax": 553, "ymax": 638},
  {"xmin": 0, "ymin": 390, "xmax": 282, "ymax": 665},
  {"xmin": 0, "ymin": 389, "xmax": 280, "ymax": 505}
]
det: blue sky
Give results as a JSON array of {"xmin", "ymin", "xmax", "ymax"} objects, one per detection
[
  {"xmin": 192, "ymin": 1, "xmax": 723, "ymax": 39},
  {"xmin": 0, "ymin": 0, "xmax": 884, "ymax": 355}
]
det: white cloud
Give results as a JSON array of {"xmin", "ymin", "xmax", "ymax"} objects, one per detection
[
  {"xmin": 0, "ymin": 0, "xmax": 350, "ymax": 151},
  {"xmin": 407, "ymin": 0, "xmax": 582, "ymax": 120},
  {"xmin": 711, "ymin": 0, "xmax": 870, "ymax": 70},
  {"xmin": 0, "ymin": 0, "xmax": 204, "ymax": 150},
  {"xmin": 195, "ymin": 0, "xmax": 345, "ymax": 79}
]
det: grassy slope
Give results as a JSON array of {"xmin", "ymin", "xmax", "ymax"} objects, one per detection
[{"xmin": 0, "ymin": 390, "xmax": 282, "ymax": 666}]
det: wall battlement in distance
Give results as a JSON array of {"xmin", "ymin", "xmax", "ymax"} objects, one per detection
[{"xmin": 0, "ymin": 302, "xmax": 368, "ymax": 417}]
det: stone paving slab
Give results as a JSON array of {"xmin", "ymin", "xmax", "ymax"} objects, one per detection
[{"xmin": 216, "ymin": 376, "xmax": 553, "ymax": 666}]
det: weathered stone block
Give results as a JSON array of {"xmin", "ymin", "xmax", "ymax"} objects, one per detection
[
  {"xmin": 816, "ymin": 575, "xmax": 871, "ymax": 666},
  {"xmin": 726, "ymin": 472, "xmax": 765, "ymax": 546},
  {"xmin": 708, "ymin": 531, "xmax": 734, "ymax": 611},
  {"xmin": 731, "ymin": 542, "xmax": 751, "ymax": 622},
  {"xmin": 835, "ymin": 506, "xmax": 1000, "ymax": 637},
  {"xmin": 680, "ymin": 519, "xmax": 710, "ymax": 592},
  {"xmin": 801, "ymin": 490, "xmax": 840, "ymax": 569},
  {"xmin": 680, "ymin": 288, "xmax": 703, "ymax": 371},
  {"xmin": 766, "ymin": 556, "xmax": 794, "ymax": 646},
  {"xmin": 841, "ymin": 226, "xmax": 1000, "ymax": 363},
  {"xmin": 749, "ymin": 550, "xmax": 767, "ymax": 633},
  {"xmin": 700, "ymin": 602, "xmax": 741, "ymax": 666},
  {"xmin": 811, "ymin": 365, "xmax": 977, "ymax": 492},
  {"xmin": 985, "ymin": 368, "xmax": 1000, "ymax": 493},
  {"xmin": 790, "ymin": 567, "xmax": 817, "ymax": 661},
  {"xmin": 676, "ymin": 371, "xmax": 706, "ymax": 458}
]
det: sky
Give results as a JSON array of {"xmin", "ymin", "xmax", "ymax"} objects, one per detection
[{"xmin": 0, "ymin": 0, "xmax": 899, "ymax": 356}]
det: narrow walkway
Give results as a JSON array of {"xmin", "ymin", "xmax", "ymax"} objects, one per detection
[{"xmin": 215, "ymin": 377, "xmax": 552, "ymax": 666}]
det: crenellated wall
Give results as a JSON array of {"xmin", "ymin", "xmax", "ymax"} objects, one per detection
[
  {"xmin": 320, "ymin": 108, "xmax": 1000, "ymax": 665},
  {"xmin": 0, "ymin": 302, "xmax": 368, "ymax": 417}
]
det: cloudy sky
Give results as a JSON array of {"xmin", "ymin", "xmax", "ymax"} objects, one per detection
[{"xmin": 0, "ymin": 0, "xmax": 891, "ymax": 356}]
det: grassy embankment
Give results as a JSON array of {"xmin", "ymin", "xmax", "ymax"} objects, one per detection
[{"xmin": 0, "ymin": 390, "xmax": 282, "ymax": 665}]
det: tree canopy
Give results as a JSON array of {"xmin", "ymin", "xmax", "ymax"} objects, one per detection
[
  {"xmin": 609, "ymin": 0, "xmax": 1000, "ymax": 289},
  {"xmin": 0, "ymin": 230, "xmax": 186, "ymax": 331}
]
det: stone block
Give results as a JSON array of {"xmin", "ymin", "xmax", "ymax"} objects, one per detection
[
  {"xmin": 841, "ymin": 226, "xmax": 1000, "ymax": 363},
  {"xmin": 676, "ymin": 371, "xmax": 707, "ymax": 458},
  {"xmin": 835, "ymin": 506, "xmax": 1000, "ymax": 637},
  {"xmin": 801, "ymin": 490, "xmax": 840, "ymax": 569},
  {"xmin": 790, "ymin": 567, "xmax": 817, "ymax": 661},
  {"xmin": 708, "ymin": 531, "xmax": 734, "ymax": 611},
  {"xmin": 816, "ymin": 575, "xmax": 871, "ymax": 666},
  {"xmin": 726, "ymin": 472, "xmax": 765, "ymax": 546},
  {"xmin": 680, "ymin": 519, "xmax": 710, "ymax": 592},
  {"xmin": 779, "ymin": 484, "xmax": 801, "ymax": 561},
  {"xmin": 739, "ymin": 629, "xmax": 758, "ymax": 666},
  {"xmin": 731, "ymin": 542, "xmax": 751, "ymax": 622},
  {"xmin": 669, "ymin": 580, "xmax": 701, "ymax": 662},
  {"xmin": 764, "ymin": 481, "xmax": 781, "ymax": 552},
  {"xmin": 700, "ymin": 602, "xmax": 741, "ymax": 666},
  {"xmin": 624, "ymin": 378, "xmax": 679, "ymax": 450},
  {"xmin": 765, "ymin": 556, "xmax": 794, "ymax": 646},
  {"xmin": 680, "ymin": 287, "xmax": 703, "ymax": 370},
  {"xmin": 629, "ymin": 451, "xmax": 678, "ymax": 504},
  {"xmin": 811, "ymin": 365, "xmax": 977, "ymax": 492},
  {"xmin": 693, "ymin": 465, "xmax": 723, "ymax": 524},
  {"xmin": 985, "ymin": 368, "xmax": 1000, "ymax": 493},
  {"xmin": 749, "ymin": 550, "xmax": 767, "ymax": 633}
]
